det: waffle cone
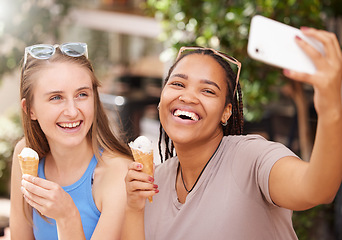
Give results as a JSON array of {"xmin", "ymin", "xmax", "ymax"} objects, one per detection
[
  {"xmin": 130, "ymin": 148, "xmax": 153, "ymax": 202},
  {"xmin": 18, "ymin": 156, "xmax": 39, "ymax": 177}
]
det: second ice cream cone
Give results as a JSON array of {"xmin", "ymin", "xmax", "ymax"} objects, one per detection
[{"xmin": 130, "ymin": 148, "xmax": 154, "ymax": 203}]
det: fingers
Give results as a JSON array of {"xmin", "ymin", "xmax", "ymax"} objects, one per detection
[
  {"xmin": 21, "ymin": 186, "xmax": 44, "ymax": 211},
  {"xmin": 285, "ymin": 27, "xmax": 342, "ymax": 86},
  {"xmin": 301, "ymin": 27, "xmax": 341, "ymax": 60},
  {"xmin": 21, "ymin": 175, "xmax": 53, "ymax": 199},
  {"xmin": 126, "ymin": 162, "xmax": 159, "ymax": 203},
  {"xmin": 21, "ymin": 178, "xmax": 54, "ymax": 212},
  {"xmin": 127, "ymin": 162, "xmax": 154, "ymax": 182},
  {"xmin": 21, "ymin": 175, "xmax": 63, "ymax": 211},
  {"xmin": 283, "ymin": 69, "xmax": 312, "ymax": 85},
  {"xmin": 22, "ymin": 174, "xmax": 52, "ymax": 190},
  {"xmin": 126, "ymin": 162, "xmax": 156, "ymax": 190}
]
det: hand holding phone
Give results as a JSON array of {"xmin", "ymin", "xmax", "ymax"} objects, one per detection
[{"xmin": 247, "ymin": 15, "xmax": 324, "ymax": 74}]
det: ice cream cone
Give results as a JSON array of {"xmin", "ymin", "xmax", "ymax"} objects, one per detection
[
  {"xmin": 130, "ymin": 148, "xmax": 154, "ymax": 203},
  {"xmin": 18, "ymin": 156, "xmax": 39, "ymax": 177}
]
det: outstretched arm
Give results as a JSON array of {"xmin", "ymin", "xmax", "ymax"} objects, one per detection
[{"xmin": 269, "ymin": 27, "xmax": 342, "ymax": 211}]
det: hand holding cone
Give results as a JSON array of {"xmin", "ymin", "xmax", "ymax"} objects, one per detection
[{"xmin": 129, "ymin": 136, "xmax": 154, "ymax": 203}]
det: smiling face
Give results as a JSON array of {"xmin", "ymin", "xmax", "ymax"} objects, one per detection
[
  {"xmin": 25, "ymin": 62, "xmax": 95, "ymax": 149},
  {"xmin": 159, "ymin": 53, "xmax": 232, "ymax": 146}
]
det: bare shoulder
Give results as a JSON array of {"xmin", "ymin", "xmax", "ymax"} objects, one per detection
[
  {"xmin": 93, "ymin": 151, "xmax": 132, "ymax": 211},
  {"xmin": 94, "ymin": 151, "xmax": 132, "ymax": 188},
  {"xmin": 13, "ymin": 138, "xmax": 26, "ymax": 157},
  {"xmin": 101, "ymin": 151, "xmax": 132, "ymax": 173}
]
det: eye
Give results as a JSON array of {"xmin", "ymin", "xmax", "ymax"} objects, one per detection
[
  {"xmin": 169, "ymin": 81, "xmax": 184, "ymax": 88},
  {"xmin": 203, "ymin": 89, "xmax": 215, "ymax": 95},
  {"xmin": 50, "ymin": 95, "xmax": 62, "ymax": 101},
  {"xmin": 78, "ymin": 92, "xmax": 88, "ymax": 98}
]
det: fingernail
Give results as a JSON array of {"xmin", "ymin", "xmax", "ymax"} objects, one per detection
[
  {"xmin": 148, "ymin": 176, "xmax": 154, "ymax": 182},
  {"xmin": 295, "ymin": 35, "xmax": 302, "ymax": 41},
  {"xmin": 137, "ymin": 163, "xmax": 143, "ymax": 169},
  {"xmin": 283, "ymin": 69, "xmax": 291, "ymax": 75},
  {"xmin": 155, "ymin": 189, "xmax": 159, "ymax": 193},
  {"xmin": 300, "ymin": 26, "xmax": 310, "ymax": 31},
  {"xmin": 153, "ymin": 184, "xmax": 158, "ymax": 189}
]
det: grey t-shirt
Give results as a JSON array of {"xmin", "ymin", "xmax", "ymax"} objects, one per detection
[{"xmin": 144, "ymin": 135, "xmax": 299, "ymax": 240}]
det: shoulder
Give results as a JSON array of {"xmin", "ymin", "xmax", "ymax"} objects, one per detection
[
  {"xmin": 219, "ymin": 134, "xmax": 296, "ymax": 171},
  {"xmin": 98, "ymin": 151, "xmax": 132, "ymax": 179},
  {"xmin": 222, "ymin": 134, "xmax": 287, "ymax": 153},
  {"xmin": 223, "ymin": 134, "xmax": 267, "ymax": 145},
  {"xmin": 13, "ymin": 138, "xmax": 26, "ymax": 157},
  {"xmin": 92, "ymin": 151, "xmax": 132, "ymax": 211}
]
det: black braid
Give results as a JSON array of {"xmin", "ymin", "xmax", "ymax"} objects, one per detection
[
  {"xmin": 224, "ymin": 82, "xmax": 244, "ymax": 135},
  {"xmin": 158, "ymin": 123, "xmax": 163, "ymax": 163}
]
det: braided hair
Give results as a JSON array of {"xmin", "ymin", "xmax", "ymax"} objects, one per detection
[{"xmin": 158, "ymin": 48, "xmax": 244, "ymax": 162}]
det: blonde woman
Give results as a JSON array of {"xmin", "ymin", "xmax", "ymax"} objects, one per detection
[{"xmin": 10, "ymin": 43, "xmax": 132, "ymax": 240}]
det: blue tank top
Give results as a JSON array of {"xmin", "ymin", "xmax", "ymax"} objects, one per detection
[{"xmin": 33, "ymin": 155, "xmax": 101, "ymax": 240}]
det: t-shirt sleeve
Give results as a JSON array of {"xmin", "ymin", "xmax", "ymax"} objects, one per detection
[
  {"xmin": 231, "ymin": 135, "xmax": 298, "ymax": 206},
  {"xmin": 255, "ymin": 139, "xmax": 298, "ymax": 205}
]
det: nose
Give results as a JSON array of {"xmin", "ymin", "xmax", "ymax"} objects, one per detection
[
  {"xmin": 64, "ymin": 99, "xmax": 78, "ymax": 118},
  {"xmin": 178, "ymin": 89, "xmax": 199, "ymax": 104}
]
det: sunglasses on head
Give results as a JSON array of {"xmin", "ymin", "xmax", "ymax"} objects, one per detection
[
  {"xmin": 176, "ymin": 46, "xmax": 241, "ymax": 96},
  {"xmin": 23, "ymin": 42, "xmax": 88, "ymax": 67}
]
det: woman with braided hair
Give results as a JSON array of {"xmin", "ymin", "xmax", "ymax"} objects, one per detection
[{"xmin": 123, "ymin": 27, "xmax": 342, "ymax": 240}]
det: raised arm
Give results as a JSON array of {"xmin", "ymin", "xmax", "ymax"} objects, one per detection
[
  {"xmin": 21, "ymin": 173, "xmax": 86, "ymax": 240},
  {"xmin": 21, "ymin": 152, "xmax": 132, "ymax": 240},
  {"xmin": 121, "ymin": 162, "xmax": 158, "ymax": 240},
  {"xmin": 269, "ymin": 27, "xmax": 342, "ymax": 210}
]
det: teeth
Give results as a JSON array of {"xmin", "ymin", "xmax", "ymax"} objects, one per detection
[
  {"xmin": 174, "ymin": 110, "xmax": 199, "ymax": 121},
  {"xmin": 59, "ymin": 121, "xmax": 81, "ymax": 128}
]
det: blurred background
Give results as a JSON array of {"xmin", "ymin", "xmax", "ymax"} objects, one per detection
[{"xmin": 0, "ymin": 0, "xmax": 341, "ymax": 239}]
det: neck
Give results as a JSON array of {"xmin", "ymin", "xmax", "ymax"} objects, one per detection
[
  {"xmin": 175, "ymin": 134, "xmax": 223, "ymax": 191},
  {"xmin": 45, "ymin": 139, "xmax": 94, "ymax": 184}
]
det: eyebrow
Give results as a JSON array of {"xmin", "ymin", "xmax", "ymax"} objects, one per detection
[
  {"xmin": 170, "ymin": 73, "xmax": 221, "ymax": 90},
  {"xmin": 44, "ymin": 86, "xmax": 92, "ymax": 96}
]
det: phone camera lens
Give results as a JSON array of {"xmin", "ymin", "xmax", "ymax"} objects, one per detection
[{"xmin": 255, "ymin": 48, "xmax": 259, "ymax": 53}]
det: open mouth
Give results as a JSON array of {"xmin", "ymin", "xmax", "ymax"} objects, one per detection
[
  {"xmin": 173, "ymin": 109, "xmax": 199, "ymax": 121},
  {"xmin": 58, "ymin": 121, "xmax": 82, "ymax": 129}
]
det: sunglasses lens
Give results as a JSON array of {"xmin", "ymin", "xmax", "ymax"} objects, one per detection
[
  {"xmin": 29, "ymin": 45, "xmax": 55, "ymax": 59},
  {"xmin": 60, "ymin": 43, "xmax": 86, "ymax": 57}
]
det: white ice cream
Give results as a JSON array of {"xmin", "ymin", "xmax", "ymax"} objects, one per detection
[
  {"xmin": 19, "ymin": 147, "xmax": 39, "ymax": 160},
  {"xmin": 129, "ymin": 136, "xmax": 153, "ymax": 154}
]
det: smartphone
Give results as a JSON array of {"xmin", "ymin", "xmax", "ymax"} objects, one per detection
[{"xmin": 247, "ymin": 15, "xmax": 324, "ymax": 74}]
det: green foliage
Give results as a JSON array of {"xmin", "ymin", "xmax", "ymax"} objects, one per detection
[
  {"xmin": 0, "ymin": 111, "xmax": 23, "ymax": 196},
  {"xmin": 143, "ymin": 0, "xmax": 324, "ymax": 121},
  {"xmin": 292, "ymin": 204, "xmax": 335, "ymax": 240},
  {"xmin": 0, "ymin": 0, "xmax": 71, "ymax": 78}
]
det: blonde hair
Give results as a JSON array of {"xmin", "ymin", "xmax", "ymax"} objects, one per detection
[{"xmin": 20, "ymin": 48, "xmax": 132, "ymax": 160}]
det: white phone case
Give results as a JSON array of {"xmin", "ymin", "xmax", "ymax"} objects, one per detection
[{"xmin": 247, "ymin": 15, "xmax": 324, "ymax": 74}]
